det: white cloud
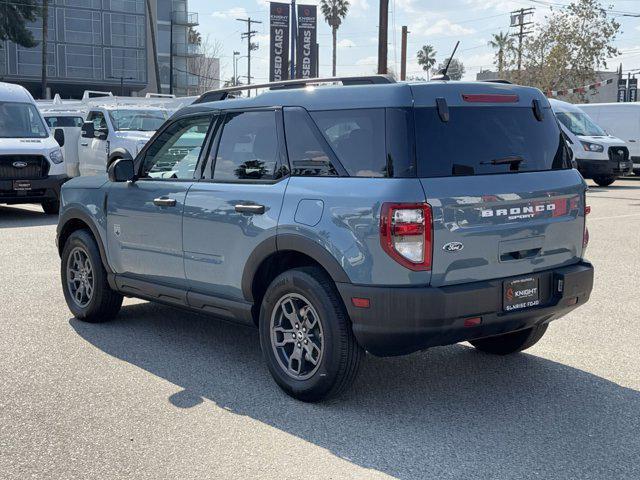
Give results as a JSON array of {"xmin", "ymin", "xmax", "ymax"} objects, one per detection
[
  {"xmin": 412, "ymin": 18, "xmax": 475, "ymax": 37},
  {"xmin": 212, "ymin": 7, "xmax": 248, "ymax": 19},
  {"xmin": 350, "ymin": 0, "xmax": 370, "ymax": 12},
  {"xmin": 338, "ymin": 39, "xmax": 356, "ymax": 48}
]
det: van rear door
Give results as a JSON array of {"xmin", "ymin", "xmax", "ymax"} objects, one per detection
[{"xmin": 411, "ymin": 84, "xmax": 586, "ymax": 288}]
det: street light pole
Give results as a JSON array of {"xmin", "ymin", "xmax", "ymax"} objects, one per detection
[{"xmin": 233, "ymin": 51, "xmax": 240, "ymax": 86}]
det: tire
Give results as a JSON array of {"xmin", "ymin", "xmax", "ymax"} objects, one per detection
[
  {"xmin": 634, "ymin": 169, "xmax": 640, "ymax": 177},
  {"xmin": 61, "ymin": 229, "xmax": 123, "ymax": 323},
  {"xmin": 470, "ymin": 324, "xmax": 548, "ymax": 355},
  {"xmin": 593, "ymin": 175, "xmax": 615, "ymax": 187},
  {"xmin": 259, "ymin": 267, "xmax": 364, "ymax": 402},
  {"xmin": 42, "ymin": 199, "xmax": 59, "ymax": 215}
]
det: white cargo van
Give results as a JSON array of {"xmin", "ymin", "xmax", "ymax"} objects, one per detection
[
  {"xmin": 0, "ymin": 82, "xmax": 68, "ymax": 214},
  {"xmin": 577, "ymin": 102, "xmax": 640, "ymax": 176},
  {"xmin": 551, "ymin": 100, "xmax": 633, "ymax": 186}
]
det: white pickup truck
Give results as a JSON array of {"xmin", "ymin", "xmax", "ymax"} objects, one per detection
[{"xmin": 79, "ymin": 105, "xmax": 170, "ymax": 176}]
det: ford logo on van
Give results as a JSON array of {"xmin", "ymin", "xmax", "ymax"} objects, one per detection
[
  {"xmin": 12, "ymin": 161, "xmax": 28, "ymax": 168},
  {"xmin": 443, "ymin": 242, "xmax": 464, "ymax": 252}
]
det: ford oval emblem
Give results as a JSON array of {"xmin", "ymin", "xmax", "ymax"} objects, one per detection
[
  {"xmin": 443, "ymin": 242, "xmax": 464, "ymax": 252},
  {"xmin": 12, "ymin": 161, "xmax": 28, "ymax": 168}
]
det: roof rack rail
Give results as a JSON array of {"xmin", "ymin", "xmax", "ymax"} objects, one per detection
[{"xmin": 194, "ymin": 75, "xmax": 396, "ymax": 104}]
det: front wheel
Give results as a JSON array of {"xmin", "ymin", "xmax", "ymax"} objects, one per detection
[
  {"xmin": 470, "ymin": 324, "xmax": 548, "ymax": 355},
  {"xmin": 593, "ymin": 175, "xmax": 616, "ymax": 187},
  {"xmin": 42, "ymin": 199, "xmax": 59, "ymax": 215},
  {"xmin": 259, "ymin": 267, "xmax": 364, "ymax": 402},
  {"xmin": 61, "ymin": 230, "xmax": 123, "ymax": 323}
]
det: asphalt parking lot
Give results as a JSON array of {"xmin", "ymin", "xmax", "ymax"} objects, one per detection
[{"xmin": 1, "ymin": 178, "xmax": 639, "ymax": 480}]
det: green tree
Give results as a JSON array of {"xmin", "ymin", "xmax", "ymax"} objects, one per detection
[
  {"xmin": 521, "ymin": 0, "xmax": 619, "ymax": 94},
  {"xmin": 435, "ymin": 58, "xmax": 465, "ymax": 81},
  {"xmin": 0, "ymin": 0, "xmax": 40, "ymax": 48},
  {"xmin": 320, "ymin": 0, "xmax": 350, "ymax": 77},
  {"xmin": 488, "ymin": 31, "xmax": 514, "ymax": 77},
  {"xmin": 416, "ymin": 44, "xmax": 437, "ymax": 80}
]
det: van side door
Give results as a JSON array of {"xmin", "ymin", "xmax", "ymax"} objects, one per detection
[{"xmin": 80, "ymin": 110, "xmax": 109, "ymax": 175}]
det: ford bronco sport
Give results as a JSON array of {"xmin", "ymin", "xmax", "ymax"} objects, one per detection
[{"xmin": 57, "ymin": 76, "xmax": 594, "ymax": 401}]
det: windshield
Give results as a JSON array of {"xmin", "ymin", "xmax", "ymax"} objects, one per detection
[
  {"xmin": 0, "ymin": 102, "xmax": 48, "ymax": 139},
  {"xmin": 556, "ymin": 111, "xmax": 606, "ymax": 136},
  {"xmin": 45, "ymin": 116, "xmax": 84, "ymax": 128},
  {"xmin": 108, "ymin": 109, "xmax": 168, "ymax": 132}
]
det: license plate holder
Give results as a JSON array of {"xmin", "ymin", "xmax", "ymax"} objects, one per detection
[
  {"xmin": 13, "ymin": 180, "xmax": 32, "ymax": 191},
  {"xmin": 503, "ymin": 276, "xmax": 540, "ymax": 312}
]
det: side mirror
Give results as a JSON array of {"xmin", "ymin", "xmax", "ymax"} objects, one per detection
[
  {"xmin": 53, "ymin": 128, "xmax": 65, "ymax": 147},
  {"xmin": 81, "ymin": 122, "xmax": 95, "ymax": 139},
  {"xmin": 95, "ymin": 128, "xmax": 108, "ymax": 140},
  {"xmin": 108, "ymin": 158, "xmax": 135, "ymax": 183}
]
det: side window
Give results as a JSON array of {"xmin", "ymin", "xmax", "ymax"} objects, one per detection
[
  {"xmin": 87, "ymin": 111, "xmax": 107, "ymax": 130},
  {"xmin": 283, "ymin": 108, "xmax": 338, "ymax": 177},
  {"xmin": 140, "ymin": 115, "xmax": 211, "ymax": 180},
  {"xmin": 310, "ymin": 108, "xmax": 387, "ymax": 177},
  {"xmin": 213, "ymin": 111, "xmax": 282, "ymax": 182}
]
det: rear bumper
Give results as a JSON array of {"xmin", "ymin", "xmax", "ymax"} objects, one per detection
[
  {"xmin": 0, "ymin": 174, "xmax": 68, "ymax": 204},
  {"xmin": 576, "ymin": 158, "xmax": 633, "ymax": 177},
  {"xmin": 337, "ymin": 262, "xmax": 594, "ymax": 357}
]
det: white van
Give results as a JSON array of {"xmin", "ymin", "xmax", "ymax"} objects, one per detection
[
  {"xmin": 550, "ymin": 99, "xmax": 633, "ymax": 186},
  {"xmin": 0, "ymin": 82, "xmax": 68, "ymax": 214},
  {"xmin": 577, "ymin": 102, "xmax": 640, "ymax": 176}
]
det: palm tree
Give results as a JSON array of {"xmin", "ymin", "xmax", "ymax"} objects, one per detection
[
  {"xmin": 320, "ymin": 0, "xmax": 350, "ymax": 77},
  {"xmin": 488, "ymin": 31, "xmax": 514, "ymax": 76},
  {"xmin": 417, "ymin": 44, "xmax": 437, "ymax": 80}
]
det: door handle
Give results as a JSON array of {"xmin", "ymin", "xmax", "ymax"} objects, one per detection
[
  {"xmin": 80, "ymin": 143, "xmax": 88, "ymax": 147},
  {"xmin": 235, "ymin": 204, "xmax": 265, "ymax": 215},
  {"xmin": 153, "ymin": 197, "xmax": 177, "ymax": 207},
  {"xmin": 629, "ymin": 140, "xmax": 636, "ymax": 143}
]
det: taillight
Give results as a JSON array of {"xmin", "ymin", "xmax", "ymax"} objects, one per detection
[
  {"xmin": 380, "ymin": 203, "xmax": 432, "ymax": 271},
  {"xmin": 583, "ymin": 203, "xmax": 591, "ymax": 250}
]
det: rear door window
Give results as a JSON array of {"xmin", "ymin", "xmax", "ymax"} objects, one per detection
[
  {"xmin": 414, "ymin": 106, "xmax": 571, "ymax": 177},
  {"xmin": 213, "ymin": 110, "xmax": 283, "ymax": 182}
]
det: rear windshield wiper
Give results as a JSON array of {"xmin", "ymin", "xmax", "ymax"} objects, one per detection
[{"xmin": 481, "ymin": 155, "xmax": 525, "ymax": 171}]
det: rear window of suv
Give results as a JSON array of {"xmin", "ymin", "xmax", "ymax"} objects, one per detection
[{"xmin": 414, "ymin": 106, "xmax": 571, "ymax": 177}]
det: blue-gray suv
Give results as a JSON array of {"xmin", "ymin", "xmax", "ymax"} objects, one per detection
[{"xmin": 57, "ymin": 77, "xmax": 594, "ymax": 401}]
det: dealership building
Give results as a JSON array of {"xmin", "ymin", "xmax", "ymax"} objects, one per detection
[{"xmin": 0, "ymin": 0, "xmax": 218, "ymax": 98}]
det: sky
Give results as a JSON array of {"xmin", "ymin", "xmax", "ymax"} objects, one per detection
[{"xmin": 190, "ymin": 0, "xmax": 640, "ymax": 85}]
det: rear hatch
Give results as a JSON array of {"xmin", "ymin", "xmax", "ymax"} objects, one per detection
[{"xmin": 411, "ymin": 83, "xmax": 586, "ymax": 287}]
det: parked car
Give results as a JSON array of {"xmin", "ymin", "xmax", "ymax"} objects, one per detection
[
  {"xmin": 577, "ymin": 102, "xmax": 640, "ymax": 176},
  {"xmin": 43, "ymin": 111, "xmax": 85, "ymax": 178},
  {"xmin": 57, "ymin": 77, "xmax": 594, "ymax": 401},
  {"xmin": 550, "ymin": 99, "xmax": 632, "ymax": 186},
  {"xmin": 0, "ymin": 81, "xmax": 68, "ymax": 214},
  {"xmin": 78, "ymin": 105, "xmax": 169, "ymax": 176}
]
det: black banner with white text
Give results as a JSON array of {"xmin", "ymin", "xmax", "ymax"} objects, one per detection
[
  {"xmin": 296, "ymin": 5, "xmax": 317, "ymax": 79},
  {"xmin": 269, "ymin": 2, "xmax": 290, "ymax": 82}
]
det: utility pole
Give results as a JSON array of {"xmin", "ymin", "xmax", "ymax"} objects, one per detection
[
  {"xmin": 169, "ymin": 16, "xmax": 174, "ymax": 94},
  {"xmin": 41, "ymin": 0, "xmax": 49, "ymax": 99},
  {"xmin": 237, "ymin": 17, "xmax": 262, "ymax": 97},
  {"xmin": 233, "ymin": 51, "xmax": 240, "ymax": 86},
  {"xmin": 146, "ymin": 0, "xmax": 162, "ymax": 92},
  {"xmin": 377, "ymin": 0, "xmax": 389, "ymax": 74},
  {"xmin": 400, "ymin": 26, "xmax": 408, "ymax": 81},
  {"xmin": 290, "ymin": 0, "xmax": 297, "ymax": 79},
  {"xmin": 510, "ymin": 7, "xmax": 534, "ymax": 83}
]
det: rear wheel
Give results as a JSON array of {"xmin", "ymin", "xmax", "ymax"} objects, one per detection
[
  {"xmin": 593, "ymin": 175, "xmax": 615, "ymax": 187},
  {"xmin": 61, "ymin": 230, "xmax": 123, "ymax": 322},
  {"xmin": 470, "ymin": 324, "xmax": 548, "ymax": 355},
  {"xmin": 42, "ymin": 199, "xmax": 59, "ymax": 215},
  {"xmin": 634, "ymin": 169, "xmax": 640, "ymax": 177},
  {"xmin": 259, "ymin": 267, "xmax": 363, "ymax": 402}
]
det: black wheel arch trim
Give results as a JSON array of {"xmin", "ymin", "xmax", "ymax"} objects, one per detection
[
  {"xmin": 57, "ymin": 207, "xmax": 113, "ymax": 274},
  {"xmin": 241, "ymin": 233, "xmax": 350, "ymax": 302}
]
